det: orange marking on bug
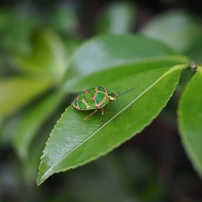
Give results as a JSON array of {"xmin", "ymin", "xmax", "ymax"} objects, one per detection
[
  {"xmin": 90, "ymin": 92, "xmax": 97, "ymax": 101},
  {"xmin": 82, "ymin": 98, "xmax": 91, "ymax": 109},
  {"xmin": 90, "ymin": 96, "xmax": 95, "ymax": 101},
  {"xmin": 84, "ymin": 90, "xmax": 89, "ymax": 95},
  {"xmin": 95, "ymin": 91, "xmax": 108, "ymax": 108}
]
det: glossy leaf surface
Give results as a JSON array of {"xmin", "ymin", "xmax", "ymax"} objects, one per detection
[
  {"xmin": 37, "ymin": 64, "xmax": 185, "ymax": 185},
  {"xmin": 67, "ymin": 34, "xmax": 183, "ymax": 77}
]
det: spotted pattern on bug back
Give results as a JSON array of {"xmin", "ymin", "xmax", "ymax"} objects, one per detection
[
  {"xmin": 72, "ymin": 85, "xmax": 111, "ymax": 111},
  {"xmin": 97, "ymin": 85, "xmax": 105, "ymax": 91},
  {"xmin": 95, "ymin": 91, "xmax": 108, "ymax": 108},
  {"xmin": 71, "ymin": 85, "xmax": 135, "ymax": 125}
]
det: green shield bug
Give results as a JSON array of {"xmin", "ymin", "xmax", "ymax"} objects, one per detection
[{"xmin": 72, "ymin": 85, "xmax": 134, "ymax": 125}]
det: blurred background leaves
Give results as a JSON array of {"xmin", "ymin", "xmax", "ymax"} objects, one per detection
[{"xmin": 0, "ymin": 0, "xmax": 202, "ymax": 202}]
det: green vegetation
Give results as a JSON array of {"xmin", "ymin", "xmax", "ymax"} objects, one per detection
[{"xmin": 1, "ymin": 1, "xmax": 202, "ymax": 201}]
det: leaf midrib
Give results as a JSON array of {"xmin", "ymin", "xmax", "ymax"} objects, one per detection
[{"xmin": 40, "ymin": 64, "xmax": 185, "ymax": 182}]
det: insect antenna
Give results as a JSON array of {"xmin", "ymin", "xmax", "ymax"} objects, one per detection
[
  {"xmin": 110, "ymin": 87, "xmax": 135, "ymax": 120},
  {"xmin": 118, "ymin": 87, "xmax": 135, "ymax": 97}
]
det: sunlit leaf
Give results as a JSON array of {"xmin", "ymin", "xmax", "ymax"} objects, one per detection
[
  {"xmin": 0, "ymin": 77, "xmax": 51, "ymax": 117},
  {"xmin": 67, "ymin": 34, "xmax": 185, "ymax": 78}
]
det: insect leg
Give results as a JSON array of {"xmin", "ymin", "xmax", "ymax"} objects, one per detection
[
  {"xmin": 84, "ymin": 109, "xmax": 98, "ymax": 121},
  {"xmin": 100, "ymin": 107, "xmax": 104, "ymax": 126}
]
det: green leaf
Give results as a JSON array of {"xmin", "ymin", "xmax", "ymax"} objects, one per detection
[
  {"xmin": 13, "ymin": 90, "xmax": 65, "ymax": 159},
  {"xmin": 140, "ymin": 9, "xmax": 201, "ymax": 52},
  {"xmin": 178, "ymin": 66, "xmax": 202, "ymax": 178},
  {"xmin": 37, "ymin": 64, "xmax": 185, "ymax": 185},
  {"xmin": 0, "ymin": 77, "xmax": 51, "ymax": 117},
  {"xmin": 64, "ymin": 58, "xmax": 189, "ymax": 92},
  {"xmin": 14, "ymin": 30, "xmax": 68, "ymax": 82},
  {"xmin": 67, "ymin": 34, "xmax": 185, "ymax": 78}
]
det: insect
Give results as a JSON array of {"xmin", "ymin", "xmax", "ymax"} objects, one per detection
[{"xmin": 71, "ymin": 85, "xmax": 134, "ymax": 125}]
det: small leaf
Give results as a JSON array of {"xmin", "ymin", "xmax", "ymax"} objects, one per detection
[
  {"xmin": 178, "ymin": 66, "xmax": 202, "ymax": 178},
  {"xmin": 37, "ymin": 64, "xmax": 185, "ymax": 185},
  {"xmin": 0, "ymin": 77, "xmax": 51, "ymax": 117}
]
